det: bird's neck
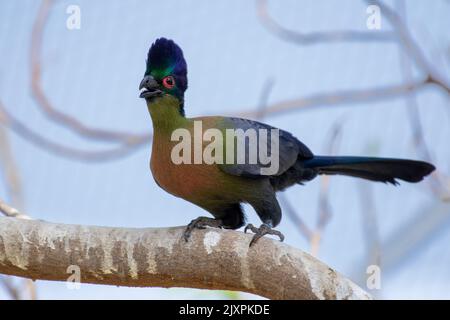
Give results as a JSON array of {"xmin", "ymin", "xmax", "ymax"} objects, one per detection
[{"xmin": 147, "ymin": 95, "xmax": 190, "ymax": 134}]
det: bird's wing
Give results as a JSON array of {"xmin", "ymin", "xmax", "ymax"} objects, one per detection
[{"xmin": 216, "ymin": 117, "xmax": 314, "ymax": 178}]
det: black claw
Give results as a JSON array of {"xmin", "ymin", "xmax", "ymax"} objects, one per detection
[
  {"xmin": 183, "ymin": 227, "xmax": 192, "ymax": 242},
  {"xmin": 244, "ymin": 223, "xmax": 255, "ymax": 234},
  {"xmin": 244, "ymin": 223, "xmax": 285, "ymax": 247},
  {"xmin": 249, "ymin": 234, "xmax": 261, "ymax": 247},
  {"xmin": 183, "ymin": 217, "xmax": 222, "ymax": 242}
]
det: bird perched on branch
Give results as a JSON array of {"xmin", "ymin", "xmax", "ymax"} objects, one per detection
[{"xmin": 139, "ymin": 38, "xmax": 435, "ymax": 246}]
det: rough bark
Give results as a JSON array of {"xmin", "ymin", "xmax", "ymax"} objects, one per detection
[{"xmin": 0, "ymin": 217, "xmax": 371, "ymax": 300}]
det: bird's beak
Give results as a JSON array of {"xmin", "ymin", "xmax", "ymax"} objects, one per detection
[{"xmin": 139, "ymin": 75, "xmax": 162, "ymax": 99}]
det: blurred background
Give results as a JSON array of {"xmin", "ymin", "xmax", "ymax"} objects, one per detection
[{"xmin": 0, "ymin": 0, "xmax": 449, "ymax": 299}]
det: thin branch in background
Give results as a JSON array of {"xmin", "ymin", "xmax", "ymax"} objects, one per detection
[
  {"xmin": 310, "ymin": 120, "xmax": 344, "ymax": 256},
  {"xmin": 0, "ymin": 125, "xmax": 30, "ymax": 219},
  {"xmin": 351, "ymin": 0, "xmax": 450, "ymax": 286},
  {"xmin": 0, "ymin": 268, "xmax": 36, "ymax": 300},
  {"xmin": 256, "ymin": 0, "xmax": 396, "ymax": 45},
  {"xmin": 279, "ymin": 120, "xmax": 344, "ymax": 255},
  {"xmin": 253, "ymin": 78, "xmax": 350, "ymax": 255},
  {"xmin": 255, "ymin": 77, "xmax": 275, "ymax": 119},
  {"xmin": 346, "ymin": 0, "xmax": 450, "ymax": 291},
  {"xmin": 253, "ymin": 78, "xmax": 315, "ymax": 242},
  {"xmin": 255, "ymin": 0, "xmax": 450, "ymax": 227},
  {"xmin": 30, "ymin": 0, "xmax": 149, "ymax": 145},
  {"xmin": 254, "ymin": 0, "xmax": 449, "ymax": 275},
  {"xmin": 0, "ymin": 276, "xmax": 20, "ymax": 300},
  {"xmin": 18, "ymin": 0, "xmax": 447, "ymax": 165},
  {"xmin": 395, "ymin": 0, "xmax": 450, "ymax": 199},
  {"xmin": 0, "ymin": 126, "xmax": 24, "ymax": 210},
  {"xmin": 0, "ymin": 99, "xmax": 147, "ymax": 162},
  {"xmin": 358, "ymin": 181, "xmax": 381, "ymax": 270},
  {"xmin": 0, "ymin": 128, "xmax": 36, "ymax": 299},
  {"xmin": 237, "ymin": 78, "xmax": 432, "ymax": 119},
  {"xmin": 0, "ymin": 0, "xmax": 446, "ymax": 299},
  {"xmin": 23, "ymin": 278, "xmax": 37, "ymax": 300},
  {"xmin": 246, "ymin": 0, "xmax": 450, "ymax": 122},
  {"xmin": 0, "ymin": 197, "xmax": 31, "ymax": 220},
  {"xmin": 0, "ymin": 126, "xmax": 30, "ymax": 218},
  {"xmin": 0, "ymin": 0, "xmax": 445, "ymax": 165},
  {"xmin": 349, "ymin": 199, "xmax": 450, "ymax": 282},
  {"xmin": 356, "ymin": 179, "xmax": 382, "ymax": 299},
  {"xmin": 279, "ymin": 192, "xmax": 313, "ymax": 242},
  {"xmin": 366, "ymin": 0, "xmax": 450, "ymax": 94}
]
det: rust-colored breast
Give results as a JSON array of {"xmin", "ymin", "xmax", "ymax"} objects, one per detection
[{"xmin": 150, "ymin": 134, "xmax": 222, "ymax": 202}]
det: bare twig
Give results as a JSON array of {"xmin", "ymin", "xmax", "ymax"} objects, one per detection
[
  {"xmin": 247, "ymin": 0, "xmax": 450, "ymax": 122},
  {"xmin": 279, "ymin": 122, "xmax": 343, "ymax": 255},
  {"xmin": 352, "ymin": 201, "xmax": 450, "ymax": 277},
  {"xmin": 0, "ymin": 99, "xmax": 148, "ymax": 162},
  {"xmin": 2, "ymin": 0, "xmax": 444, "ymax": 165},
  {"xmin": 0, "ymin": 275, "xmax": 36, "ymax": 300},
  {"xmin": 255, "ymin": 77, "xmax": 275, "ymax": 119},
  {"xmin": 366, "ymin": 0, "xmax": 450, "ymax": 94},
  {"xmin": 257, "ymin": 0, "xmax": 396, "ymax": 45},
  {"xmin": 0, "ymin": 276, "xmax": 21, "ymax": 300},
  {"xmin": 30, "ymin": 0, "xmax": 148, "ymax": 145},
  {"xmin": 279, "ymin": 193, "xmax": 313, "ymax": 241},
  {"xmin": 253, "ymin": 78, "xmax": 315, "ymax": 242},
  {"xmin": 1, "ymin": 0, "xmax": 149, "ymax": 163},
  {"xmin": 395, "ymin": 0, "xmax": 449, "ymax": 199},
  {"xmin": 310, "ymin": 120, "xmax": 344, "ymax": 256},
  {"xmin": 0, "ymin": 126, "xmax": 24, "ymax": 210},
  {"xmin": 237, "ymin": 78, "xmax": 430, "ymax": 119},
  {"xmin": 24, "ymin": 278, "xmax": 37, "ymax": 300},
  {"xmin": 0, "ymin": 197, "xmax": 31, "ymax": 219},
  {"xmin": 0, "ymin": 126, "xmax": 37, "ymax": 299},
  {"xmin": 354, "ymin": 179, "xmax": 382, "ymax": 299},
  {"xmin": 358, "ymin": 182, "xmax": 381, "ymax": 269}
]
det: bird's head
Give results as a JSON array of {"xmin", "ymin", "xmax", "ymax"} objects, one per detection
[{"xmin": 139, "ymin": 38, "xmax": 188, "ymax": 116}]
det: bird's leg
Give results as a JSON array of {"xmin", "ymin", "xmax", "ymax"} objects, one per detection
[
  {"xmin": 244, "ymin": 223, "xmax": 285, "ymax": 247},
  {"xmin": 183, "ymin": 216, "xmax": 223, "ymax": 242}
]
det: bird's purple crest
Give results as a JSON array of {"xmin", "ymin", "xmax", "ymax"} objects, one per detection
[{"xmin": 145, "ymin": 38, "xmax": 188, "ymax": 93}]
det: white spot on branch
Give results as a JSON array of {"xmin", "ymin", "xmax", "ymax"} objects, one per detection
[{"xmin": 203, "ymin": 231, "xmax": 221, "ymax": 254}]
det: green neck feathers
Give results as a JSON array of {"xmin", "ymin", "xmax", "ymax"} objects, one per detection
[{"xmin": 147, "ymin": 95, "xmax": 189, "ymax": 133}]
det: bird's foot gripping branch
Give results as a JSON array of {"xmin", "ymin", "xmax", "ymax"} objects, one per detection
[{"xmin": 244, "ymin": 223, "xmax": 285, "ymax": 247}]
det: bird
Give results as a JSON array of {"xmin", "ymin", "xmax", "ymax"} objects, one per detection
[{"xmin": 139, "ymin": 38, "xmax": 435, "ymax": 246}]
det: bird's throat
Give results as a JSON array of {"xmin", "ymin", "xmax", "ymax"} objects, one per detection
[{"xmin": 147, "ymin": 95, "xmax": 189, "ymax": 133}]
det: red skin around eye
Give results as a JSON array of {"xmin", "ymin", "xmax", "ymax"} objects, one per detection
[{"xmin": 162, "ymin": 76, "xmax": 175, "ymax": 89}]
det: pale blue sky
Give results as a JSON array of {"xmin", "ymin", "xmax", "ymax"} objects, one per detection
[{"xmin": 0, "ymin": 0, "xmax": 449, "ymax": 299}]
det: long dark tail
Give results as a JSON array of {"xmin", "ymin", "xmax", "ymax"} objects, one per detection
[{"xmin": 303, "ymin": 156, "xmax": 435, "ymax": 185}]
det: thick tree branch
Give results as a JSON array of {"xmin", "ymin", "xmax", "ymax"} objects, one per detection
[{"xmin": 0, "ymin": 217, "xmax": 371, "ymax": 300}]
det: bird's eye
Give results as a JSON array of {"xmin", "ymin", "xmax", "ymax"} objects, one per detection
[{"xmin": 162, "ymin": 76, "xmax": 175, "ymax": 89}]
